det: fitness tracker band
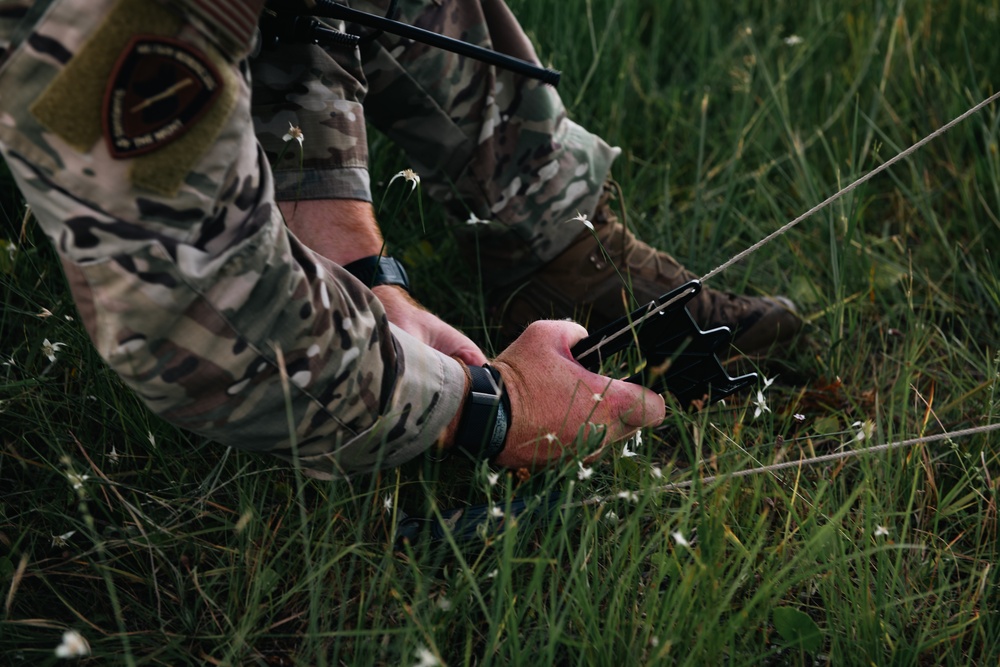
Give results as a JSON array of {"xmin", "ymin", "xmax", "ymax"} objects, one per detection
[{"xmin": 343, "ymin": 255, "xmax": 410, "ymax": 291}]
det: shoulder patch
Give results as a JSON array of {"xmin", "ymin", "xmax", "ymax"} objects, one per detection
[{"xmin": 103, "ymin": 35, "xmax": 222, "ymax": 158}]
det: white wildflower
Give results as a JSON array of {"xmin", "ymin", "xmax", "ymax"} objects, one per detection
[
  {"xmin": 784, "ymin": 34, "xmax": 804, "ymax": 46},
  {"xmin": 489, "ymin": 505, "xmax": 504, "ymax": 519},
  {"xmin": 752, "ymin": 390, "xmax": 770, "ymax": 419},
  {"xmin": 873, "ymin": 525, "xmax": 889, "ymax": 537},
  {"xmin": 465, "ymin": 212, "xmax": 490, "ymax": 225},
  {"xmin": 577, "ymin": 462, "xmax": 594, "ymax": 481},
  {"xmin": 37, "ymin": 307, "xmax": 53, "ymax": 319},
  {"xmin": 853, "ymin": 419, "xmax": 875, "ymax": 441},
  {"xmin": 672, "ymin": 531, "xmax": 690, "ymax": 547},
  {"xmin": 389, "ymin": 168, "xmax": 421, "ymax": 192},
  {"xmin": 66, "ymin": 472, "xmax": 89, "ymax": 490},
  {"xmin": 413, "ymin": 645, "xmax": 441, "ymax": 667},
  {"xmin": 54, "ymin": 630, "xmax": 90, "ymax": 658},
  {"xmin": 487, "ymin": 471, "xmax": 500, "ymax": 487},
  {"xmin": 569, "ymin": 211, "xmax": 594, "ymax": 231},
  {"xmin": 793, "ymin": 413, "xmax": 806, "ymax": 422},
  {"xmin": 604, "ymin": 510, "xmax": 619, "ymax": 525},
  {"xmin": 108, "ymin": 445, "xmax": 120, "ymax": 465},
  {"xmin": 650, "ymin": 636, "xmax": 660, "ymax": 647},
  {"xmin": 41, "ymin": 338, "xmax": 66, "ymax": 363},
  {"xmin": 592, "ymin": 392, "xmax": 603, "ymax": 402},
  {"xmin": 616, "ymin": 490, "xmax": 639, "ymax": 503},
  {"xmin": 543, "ymin": 432, "xmax": 557, "ymax": 444},
  {"xmin": 147, "ymin": 432, "xmax": 156, "ymax": 449},
  {"xmin": 650, "ymin": 466, "xmax": 663, "ymax": 479},
  {"xmin": 282, "ymin": 123, "xmax": 304, "ymax": 147},
  {"xmin": 383, "ymin": 493, "xmax": 393, "ymax": 514},
  {"xmin": 436, "ymin": 597, "xmax": 453, "ymax": 612},
  {"xmin": 622, "ymin": 439, "xmax": 638, "ymax": 458},
  {"xmin": 486, "ymin": 569, "xmax": 499, "ymax": 579},
  {"xmin": 3, "ymin": 240, "xmax": 16, "ymax": 261},
  {"xmin": 51, "ymin": 531, "xmax": 76, "ymax": 548}
]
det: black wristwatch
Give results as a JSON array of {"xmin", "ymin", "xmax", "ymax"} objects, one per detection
[
  {"xmin": 343, "ymin": 255, "xmax": 410, "ymax": 291},
  {"xmin": 454, "ymin": 364, "xmax": 510, "ymax": 460}
]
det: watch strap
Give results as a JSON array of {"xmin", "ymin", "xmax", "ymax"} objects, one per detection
[
  {"xmin": 455, "ymin": 364, "xmax": 510, "ymax": 460},
  {"xmin": 342, "ymin": 255, "xmax": 410, "ymax": 291}
]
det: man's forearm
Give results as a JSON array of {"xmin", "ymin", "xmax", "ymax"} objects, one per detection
[{"xmin": 279, "ymin": 199, "xmax": 385, "ymax": 265}]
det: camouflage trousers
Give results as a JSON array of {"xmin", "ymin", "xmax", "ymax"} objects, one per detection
[
  {"xmin": 252, "ymin": 0, "xmax": 621, "ymax": 286},
  {"xmin": 0, "ymin": 0, "xmax": 468, "ymax": 477}
]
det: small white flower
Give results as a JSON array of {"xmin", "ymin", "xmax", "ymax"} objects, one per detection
[
  {"xmin": 486, "ymin": 569, "xmax": 499, "ymax": 579},
  {"xmin": 465, "ymin": 212, "xmax": 491, "ymax": 225},
  {"xmin": 108, "ymin": 445, "xmax": 120, "ymax": 465},
  {"xmin": 592, "ymin": 393, "xmax": 604, "ymax": 402},
  {"xmin": 784, "ymin": 34, "xmax": 804, "ymax": 46},
  {"xmin": 489, "ymin": 505, "xmax": 504, "ymax": 518},
  {"xmin": 622, "ymin": 439, "xmax": 638, "ymax": 459},
  {"xmin": 383, "ymin": 493, "xmax": 393, "ymax": 514},
  {"xmin": 650, "ymin": 466, "xmax": 663, "ymax": 479},
  {"xmin": 42, "ymin": 338, "xmax": 66, "ymax": 363},
  {"xmin": 413, "ymin": 646, "xmax": 441, "ymax": 667},
  {"xmin": 66, "ymin": 472, "xmax": 89, "ymax": 490},
  {"xmin": 544, "ymin": 432, "xmax": 557, "ymax": 444},
  {"xmin": 793, "ymin": 413, "xmax": 806, "ymax": 422},
  {"xmin": 3, "ymin": 240, "xmax": 16, "ymax": 261},
  {"xmin": 853, "ymin": 419, "xmax": 874, "ymax": 441},
  {"xmin": 604, "ymin": 510, "xmax": 619, "ymax": 525},
  {"xmin": 650, "ymin": 636, "xmax": 660, "ymax": 647},
  {"xmin": 1, "ymin": 356, "xmax": 13, "ymax": 367},
  {"xmin": 54, "ymin": 629, "xmax": 90, "ymax": 658},
  {"xmin": 37, "ymin": 307, "xmax": 53, "ymax": 319},
  {"xmin": 389, "ymin": 168, "xmax": 421, "ymax": 192},
  {"xmin": 436, "ymin": 597, "xmax": 453, "ymax": 612},
  {"xmin": 752, "ymin": 390, "xmax": 770, "ymax": 419},
  {"xmin": 282, "ymin": 123, "xmax": 304, "ymax": 147},
  {"xmin": 577, "ymin": 462, "xmax": 594, "ymax": 480},
  {"xmin": 147, "ymin": 432, "xmax": 156, "ymax": 449},
  {"xmin": 569, "ymin": 212, "xmax": 595, "ymax": 231},
  {"xmin": 616, "ymin": 490, "xmax": 639, "ymax": 502},
  {"xmin": 51, "ymin": 531, "xmax": 76, "ymax": 548},
  {"xmin": 487, "ymin": 471, "xmax": 500, "ymax": 487},
  {"xmin": 873, "ymin": 525, "xmax": 889, "ymax": 537},
  {"xmin": 672, "ymin": 531, "xmax": 690, "ymax": 547}
]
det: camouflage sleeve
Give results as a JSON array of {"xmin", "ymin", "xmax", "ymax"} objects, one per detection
[
  {"xmin": 250, "ymin": 35, "xmax": 373, "ymax": 203},
  {"xmin": 0, "ymin": 0, "xmax": 466, "ymax": 478}
]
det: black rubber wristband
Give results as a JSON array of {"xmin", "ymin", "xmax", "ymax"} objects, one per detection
[
  {"xmin": 454, "ymin": 364, "xmax": 510, "ymax": 460},
  {"xmin": 342, "ymin": 255, "xmax": 410, "ymax": 291}
]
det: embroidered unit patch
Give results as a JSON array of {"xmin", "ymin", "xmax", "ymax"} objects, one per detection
[{"xmin": 103, "ymin": 35, "xmax": 222, "ymax": 158}]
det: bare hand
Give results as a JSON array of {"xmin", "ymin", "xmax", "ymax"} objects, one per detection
[
  {"xmin": 373, "ymin": 285, "xmax": 487, "ymax": 366},
  {"xmin": 489, "ymin": 320, "xmax": 665, "ymax": 469}
]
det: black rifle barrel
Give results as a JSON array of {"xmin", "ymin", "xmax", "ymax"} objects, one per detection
[{"xmin": 310, "ymin": 0, "xmax": 561, "ymax": 86}]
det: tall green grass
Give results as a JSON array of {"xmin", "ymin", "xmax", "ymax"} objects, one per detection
[{"xmin": 2, "ymin": 0, "xmax": 999, "ymax": 664}]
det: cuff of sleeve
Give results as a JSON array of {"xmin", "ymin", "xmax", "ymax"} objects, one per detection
[
  {"xmin": 296, "ymin": 325, "xmax": 466, "ymax": 476},
  {"xmin": 272, "ymin": 166, "xmax": 372, "ymax": 202}
]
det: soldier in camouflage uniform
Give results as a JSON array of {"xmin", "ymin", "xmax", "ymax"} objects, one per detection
[{"xmin": 0, "ymin": 0, "xmax": 669, "ymax": 478}]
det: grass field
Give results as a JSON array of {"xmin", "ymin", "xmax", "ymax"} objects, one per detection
[{"xmin": 2, "ymin": 0, "xmax": 1000, "ymax": 664}]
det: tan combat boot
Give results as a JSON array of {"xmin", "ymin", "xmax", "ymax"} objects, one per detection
[{"xmin": 497, "ymin": 186, "xmax": 803, "ymax": 355}]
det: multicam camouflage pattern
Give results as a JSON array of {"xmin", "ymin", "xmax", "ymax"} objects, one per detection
[
  {"xmin": 252, "ymin": 0, "xmax": 621, "ymax": 286},
  {"xmin": 0, "ymin": 0, "xmax": 465, "ymax": 477}
]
